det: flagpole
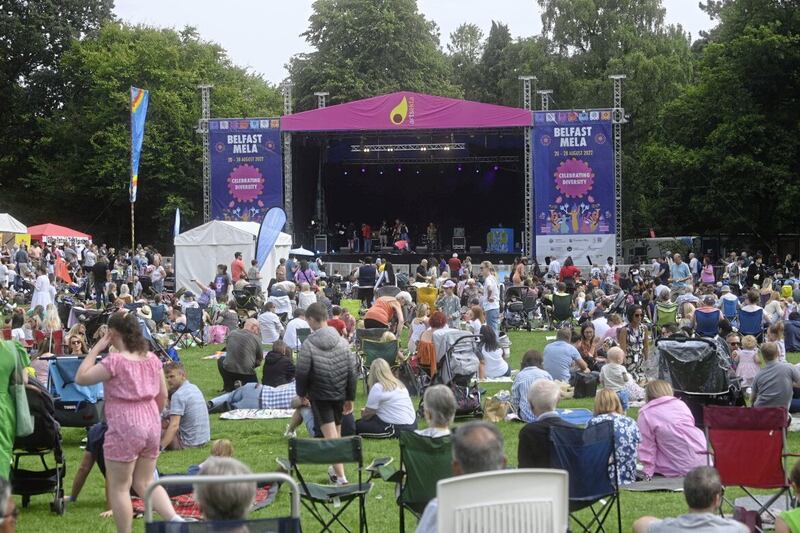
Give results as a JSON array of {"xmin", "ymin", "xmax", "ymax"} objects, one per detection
[{"xmin": 130, "ymin": 86, "xmax": 135, "ymax": 253}]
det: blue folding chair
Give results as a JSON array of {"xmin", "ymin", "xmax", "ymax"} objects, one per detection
[
  {"xmin": 549, "ymin": 420, "xmax": 621, "ymax": 533},
  {"xmin": 694, "ymin": 309, "xmax": 721, "ymax": 338},
  {"xmin": 150, "ymin": 304, "xmax": 166, "ymax": 326},
  {"xmin": 47, "ymin": 356, "xmax": 104, "ymax": 428},
  {"xmin": 721, "ymin": 298, "xmax": 738, "ymax": 325},
  {"xmin": 170, "ymin": 307, "xmax": 204, "ymax": 348},
  {"xmin": 738, "ymin": 308, "xmax": 764, "ymax": 341}
]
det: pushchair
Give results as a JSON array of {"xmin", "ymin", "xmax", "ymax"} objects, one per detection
[
  {"xmin": 47, "ymin": 356, "xmax": 105, "ymax": 428},
  {"xmin": 11, "ymin": 378, "xmax": 66, "ymax": 515},
  {"xmin": 502, "ymin": 286, "xmax": 537, "ymax": 332},
  {"xmin": 233, "ymin": 285, "xmax": 263, "ymax": 319},
  {"xmin": 419, "ymin": 330, "xmax": 483, "ymax": 418},
  {"xmin": 656, "ymin": 336, "xmax": 744, "ymax": 427}
]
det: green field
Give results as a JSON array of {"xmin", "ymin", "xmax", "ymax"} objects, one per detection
[{"xmin": 13, "ymin": 331, "xmax": 800, "ymax": 532}]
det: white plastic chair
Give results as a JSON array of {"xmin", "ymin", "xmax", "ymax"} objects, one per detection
[{"xmin": 437, "ymin": 469, "xmax": 569, "ymax": 533}]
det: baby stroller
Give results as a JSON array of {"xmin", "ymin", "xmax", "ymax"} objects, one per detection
[
  {"xmin": 11, "ymin": 378, "xmax": 66, "ymax": 515},
  {"xmin": 655, "ymin": 336, "xmax": 744, "ymax": 427},
  {"xmin": 47, "ymin": 356, "xmax": 105, "ymax": 428},
  {"xmin": 502, "ymin": 286, "xmax": 536, "ymax": 332},
  {"xmin": 232, "ymin": 287, "xmax": 261, "ymax": 319},
  {"xmin": 419, "ymin": 330, "xmax": 483, "ymax": 418}
]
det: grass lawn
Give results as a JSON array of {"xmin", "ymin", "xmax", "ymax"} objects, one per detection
[{"xmin": 13, "ymin": 330, "xmax": 800, "ymax": 532}]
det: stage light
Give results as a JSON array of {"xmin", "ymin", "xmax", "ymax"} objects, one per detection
[
  {"xmin": 361, "ymin": 167, "xmax": 366, "ymax": 174},
  {"xmin": 397, "ymin": 166, "xmax": 402, "ymax": 172},
  {"xmin": 457, "ymin": 165, "xmax": 462, "ymax": 172},
  {"xmin": 379, "ymin": 169, "xmax": 384, "ymax": 175},
  {"xmin": 475, "ymin": 168, "xmax": 480, "ymax": 174},
  {"xmin": 350, "ymin": 143, "xmax": 465, "ymax": 153},
  {"xmin": 344, "ymin": 170, "xmax": 348, "ymax": 175},
  {"xmin": 415, "ymin": 170, "xmax": 420, "ymax": 175},
  {"xmin": 493, "ymin": 165, "xmax": 499, "ymax": 171}
]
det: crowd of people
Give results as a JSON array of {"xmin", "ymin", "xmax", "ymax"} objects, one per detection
[{"xmin": 2, "ymin": 238, "xmax": 800, "ymax": 532}]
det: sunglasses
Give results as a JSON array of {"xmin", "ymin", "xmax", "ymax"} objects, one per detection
[
  {"xmin": 70, "ymin": 341, "xmax": 82, "ymax": 345},
  {"xmin": 633, "ymin": 313, "xmax": 643, "ymax": 317}
]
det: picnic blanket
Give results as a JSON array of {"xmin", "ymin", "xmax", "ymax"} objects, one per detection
[
  {"xmin": 477, "ymin": 376, "xmax": 514, "ymax": 383},
  {"xmin": 132, "ymin": 483, "xmax": 278, "ymax": 519},
  {"xmin": 622, "ymin": 476, "xmax": 685, "ymax": 492},
  {"xmin": 220, "ymin": 409, "xmax": 295, "ymax": 420},
  {"xmin": 202, "ymin": 351, "xmax": 226, "ymax": 360}
]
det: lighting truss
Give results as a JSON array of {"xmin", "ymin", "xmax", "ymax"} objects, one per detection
[
  {"xmin": 349, "ymin": 155, "xmax": 519, "ymax": 165},
  {"xmin": 350, "ymin": 142, "xmax": 466, "ymax": 153}
]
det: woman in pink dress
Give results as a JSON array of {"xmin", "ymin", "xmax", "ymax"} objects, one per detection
[{"xmin": 76, "ymin": 312, "xmax": 178, "ymax": 532}]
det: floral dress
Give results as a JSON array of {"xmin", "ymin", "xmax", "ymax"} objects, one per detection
[
  {"xmin": 625, "ymin": 323, "xmax": 646, "ymax": 364},
  {"xmin": 588, "ymin": 413, "xmax": 641, "ymax": 486}
]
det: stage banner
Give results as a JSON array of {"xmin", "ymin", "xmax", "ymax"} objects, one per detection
[
  {"xmin": 533, "ymin": 110, "xmax": 615, "ymax": 265},
  {"xmin": 209, "ymin": 118, "xmax": 282, "ymax": 222}
]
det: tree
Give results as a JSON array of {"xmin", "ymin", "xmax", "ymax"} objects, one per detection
[
  {"xmin": 24, "ymin": 23, "xmax": 282, "ymax": 245},
  {"xmin": 288, "ymin": 0, "xmax": 460, "ymax": 110},
  {"xmin": 0, "ymin": 0, "xmax": 114, "ymax": 211},
  {"xmin": 642, "ymin": 0, "xmax": 800, "ymax": 240},
  {"xmin": 447, "ymin": 23, "xmax": 484, "ymax": 100},
  {"xmin": 475, "ymin": 21, "xmax": 513, "ymax": 103}
]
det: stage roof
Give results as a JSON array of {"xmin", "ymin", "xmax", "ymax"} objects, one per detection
[{"xmin": 281, "ymin": 91, "xmax": 532, "ymax": 132}]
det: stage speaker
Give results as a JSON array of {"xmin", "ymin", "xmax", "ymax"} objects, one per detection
[
  {"xmin": 339, "ymin": 247, "xmax": 352, "ymax": 253},
  {"xmin": 380, "ymin": 246, "xmax": 394, "ymax": 253},
  {"xmin": 452, "ymin": 237, "xmax": 466, "ymax": 251},
  {"xmin": 416, "ymin": 245, "xmax": 428, "ymax": 254},
  {"xmin": 453, "ymin": 227, "xmax": 465, "ymax": 238},
  {"xmin": 314, "ymin": 235, "xmax": 328, "ymax": 254},
  {"xmin": 469, "ymin": 246, "xmax": 483, "ymax": 254}
]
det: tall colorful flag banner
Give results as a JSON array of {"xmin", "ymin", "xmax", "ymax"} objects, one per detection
[
  {"xmin": 533, "ymin": 110, "xmax": 615, "ymax": 265},
  {"xmin": 130, "ymin": 87, "xmax": 149, "ymax": 203}
]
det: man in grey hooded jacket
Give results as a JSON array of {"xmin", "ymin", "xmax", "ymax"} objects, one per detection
[{"xmin": 295, "ymin": 302, "xmax": 357, "ymax": 485}]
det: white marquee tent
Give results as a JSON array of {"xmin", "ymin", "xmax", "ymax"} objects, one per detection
[
  {"xmin": 0, "ymin": 214, "xmax": 27, "ymax": 234},
  {"xmin": 173, "ymin": 220, "xmax": 291, "ymax": 294}
]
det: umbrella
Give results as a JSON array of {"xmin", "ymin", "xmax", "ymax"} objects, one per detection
[{"xmin": 290, "ymin": 247, "xmax": 315, "ymax": 257}]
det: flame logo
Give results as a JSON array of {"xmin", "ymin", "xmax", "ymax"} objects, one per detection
[{"xmin": 389, "ymin": 96, "xmax": 408, "ymax": 125}]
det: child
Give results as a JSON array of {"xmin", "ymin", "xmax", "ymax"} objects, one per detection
[
  {"xmin": 436, "ymin": 280, "xmax": 461, "ymax": 328},
  {"xmin": 10, "ymin": 313, "xmax": 25, "ymax": 343},
  {"xmin": 768, "ymin": 322, "xmax": 786, "ymax": 362},
  {"xmin": 407, "ymin": 303, "xmax": 429, "ymax": 354},
  {"xmin": 466, "ymin": 305, "xmax": 484, "ymax": 335},
  {"xmin": 327, "ymin": 306, "xmax": 347, "ymax": 337},
  {"xmin": 733, "ymin": 335, "xmax": 761, "ymax": 387},
  {"xmin": 599, "ymin": 347, "xmax": 631, "ymax": 410}
]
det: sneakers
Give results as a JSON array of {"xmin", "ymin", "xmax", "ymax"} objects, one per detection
[
  {"xmin": 328, "ymin": 465, "xmax": 348, "ymax": 485},
  {"xmin": 283, "ymin": 425, "xmax": 296, "ymax": 439}
]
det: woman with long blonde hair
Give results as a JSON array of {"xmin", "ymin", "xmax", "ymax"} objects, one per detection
[
  {"xmin": 356, "ymin": 358, "xmax": 417, "ymax": 438},
  {"xmin": 42, "ymin": 304, "xmax": 62, "ymax": 334}
]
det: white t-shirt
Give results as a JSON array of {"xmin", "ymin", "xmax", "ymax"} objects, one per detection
[
  {"xmin": 0, "ymin": 264, "xmax": 7, "ymax": 284},
  {"xmin": 481, "ymin": 346, "xmax": 508, "ymax": 378},
  {"xmin": 365, "ymin": 383, "xmax": 416, "ymax": 425},
  {"xmin": 258, "ymin": 311, "xmax": 284, "ymax": 344},
  {"xmin": 298, "ymin": 291, "xmax": 316, "ymax": 310},
  {"xmin": 11, "ymin": 328, "xmax": 25, "ymax": 343},
  {"xmin": 592, "ymin": 316, "xmax": 610, "ymax": 339},
  {"xmin": 482, "ymin": 275, "xmax": 500, "ymax": 311},
  {"xmin": 468, "ymin": 319, "xmax": 482, "ymax": 335}
]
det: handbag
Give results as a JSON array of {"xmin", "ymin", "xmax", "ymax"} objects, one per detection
[{"xmin": 4, "ymin": 340, "xmax": 34, "ymax": 437}]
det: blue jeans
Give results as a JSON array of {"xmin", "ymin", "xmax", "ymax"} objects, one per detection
[
  {"xmin": 363, "ymin": 238, "xmax": 372, "ymax": 253},
  {"xmin": 616, "ymin": 389, "xmax": 630, "ymax": 411},
  {"xmin": 208, "ymin": 383, "xmax": 262, "ymax": 412},
  {"xmin": 485, "ymin": 307, "xmax": 500, "ymax": 335}
]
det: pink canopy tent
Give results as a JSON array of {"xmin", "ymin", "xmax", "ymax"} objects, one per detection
[
  {"xmin": 281, "ymin": 91, "xmax": 532, "ymax": 132},
  {"xmin": 28, "ymin": 223, "xmax": 92, "ymax": 243}
]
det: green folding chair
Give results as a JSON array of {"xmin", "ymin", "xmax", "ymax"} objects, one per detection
[
  {"xmin": 296, "ymin": 327, "xmax": 311, "ymax": 347},
  {"xmin": 551, "ymin": 293, "xmax": 574, "ymax": 329},
  {"xmin": 371, "ymin": 431, "xmax": 453, "ymax": 531},
  {"xmin": 361, "ymin": 339, "xmax": 398, "ymax": 393},
  {"xmin": 655, "ymin": 302, "xmax": 678, "ymax": 334},
  {"xmin": 288, "ymin": 436, "xmax": 372, "ymax": 532}
]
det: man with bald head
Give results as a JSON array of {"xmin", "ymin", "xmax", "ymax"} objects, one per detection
[{"xmin": 217, "ymin": 318, "xmax": 264, "ymax": 391}]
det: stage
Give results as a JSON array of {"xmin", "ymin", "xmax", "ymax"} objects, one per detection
[{"xmin": 319, "ymin": 250, "xmax": 522, "ymax": 279}]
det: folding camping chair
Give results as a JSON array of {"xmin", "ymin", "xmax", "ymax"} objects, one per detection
[
  {"xmin": 694, "ymin": 309, "xmax": 721, "ymax": 338},
  {"xmin": 296, "ymin": 327, "xmax": 311, "ymax": 348},
  {"xmin": 703, "ymin": 405, "xmax": 794, "ymax": 526},
  {"xmin": 287, "ymin": 436, "xmax": 372, "ymax": 532},
  {"xmin": 361, "ymin": 339, "xmax": 398, "ymax": 393},
  {"xmin": 654, "ymin": 302, "xmax": 678, "ymax": 334},
  {"xmin": 371, "ymin": 431, "xmax": 453, "ymax": 531},
  {"xmin": 721, "ymin": 298, "xmax": 738, "ymax": 326},
  {"xmin": 550, "ymin": 293, "xmax": 573, "ymax": 329},
  {"xmin": 437, "ymin": 469, "xmax": 569, "ymax": 532},
  {"xmin": 355, "ymin": 327, "xmax": 388, "ymax": 353},
  {"xmin": 375, "ymin": 285, "xmax": 400, "ymax": 299},
  {"xmin": 143, "ymin": 472, "xmax": 301, "ymax": 533},
  {"xmin": 150, "ymin": 304, "xmax": 166, "ymax": 327},
  {"xmin": 47, "ymin": 356, "xmax": 104, "ymax": 428},
  {"xmin": 170, "ymin": 307, "xmax": 204, "ymax": 348},
  {"xmin": 738, "ymin": 308, "xmax": 765, "ymax": 341},
  {"xmin": 549, "ymin": 420, "xmax": 621, "ymax": 532}
]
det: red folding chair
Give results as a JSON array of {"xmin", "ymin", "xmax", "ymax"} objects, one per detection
[{"xmin": 703, "ymin": 406, "xmax": 795, "ymax": 524}]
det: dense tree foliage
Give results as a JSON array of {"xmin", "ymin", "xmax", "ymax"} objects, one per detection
[
  {"xmin": 287, "ymin": 0, "xmax": 460, "ymax": 110},
  {"xmin": 23, "ymin": 24, "xmax": 281, "ymax": 243},
  {"xmin": 1, "ymin": 0, "xmax": 797, "ymax": 247}
]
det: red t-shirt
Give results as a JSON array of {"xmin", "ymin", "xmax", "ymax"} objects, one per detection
[
  {"xmin": 448, "ymin": 257, "xmax": 462, "ymax": 272},
  {"xmin": 362, "ymin": 225, "xmax": 371, "ymax": 238},
  {"xmin": 231, "ymin": 259, "xmax": 246, "ymax": 281},
  {"xmin": 559, "ymin": 265, "xmax": 581, "ymax": 281},
  {"xmin": 327, "ymin": 318, "xmax": 346, "ymax": 336}
]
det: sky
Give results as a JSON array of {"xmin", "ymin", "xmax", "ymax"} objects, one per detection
[{"xmin": 114, "ymin": 0, "xmax": 714, "ymax": 85}]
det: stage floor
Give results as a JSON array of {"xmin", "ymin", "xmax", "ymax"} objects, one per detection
[{"xmin": 319, "ymin": 251, "xmax": 521, "ymax": 267}]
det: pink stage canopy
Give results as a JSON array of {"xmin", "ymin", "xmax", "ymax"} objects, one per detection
[{"xmin": 281, "ymin": 91, "xmax": 532, "ymax": 132}]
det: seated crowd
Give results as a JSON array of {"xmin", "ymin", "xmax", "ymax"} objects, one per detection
[{"xmin": 3, "ymin": 241, "xmax": 800, "ymax": 532}]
